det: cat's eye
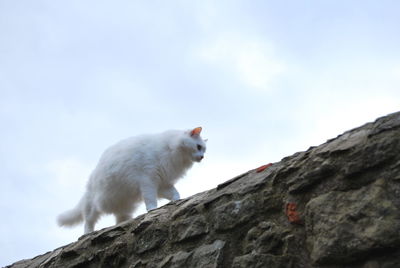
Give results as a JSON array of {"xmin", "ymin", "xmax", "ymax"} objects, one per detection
[{"xmin": 197, "ymin": 145, "xmax": 203, "ymax": 151}]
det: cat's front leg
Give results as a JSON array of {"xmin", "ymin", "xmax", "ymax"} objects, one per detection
[
  {"xmin": 159, "ymin": 185, "xmax": 180, "ymax": 201},
  {"xmin": 171, "ymin": 186, "xmax": 180, "ymax": 201},
  {"xmin": 140, "ymin": 182, "xmax": 158, "ymax": 211}
]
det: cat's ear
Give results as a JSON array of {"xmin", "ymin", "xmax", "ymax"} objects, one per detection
[{"xmin": 190, "ymin": 127, "xmax": 202, "ymax": 137}]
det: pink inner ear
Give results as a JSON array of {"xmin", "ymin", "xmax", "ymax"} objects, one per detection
[{"xmin": 190, "ymin": 127, "xmax": 202, "ymax": 136}]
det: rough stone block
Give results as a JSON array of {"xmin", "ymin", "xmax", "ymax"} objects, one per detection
[
  {"xmin": 189, "ymin": 240, "xmax": 225, "ymax": 268},
  {"xmin": 134, "ymin": 226, "xmax": 168, "ymax": 254},
  {"xmin": 159, "ymin": 251, "xmax": 192, "ymax": 268},
  {"xmin": 232, "ymin": 253, "xmax": 293, "ymax": 268},
  {"xmin": 305, "ymin": 179, "xmax": 400, "ymax": 265},
  {"xmin": 211, "ymin": 196, "xmax": 257, "ymax": 231},
  {"xmin": 170, "ymin": 215, "xmax": 208, "ymax": 242}
]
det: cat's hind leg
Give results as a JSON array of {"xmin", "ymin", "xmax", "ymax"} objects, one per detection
[
  {"xmin": 83, "ymin": 203, "xmax": 100, "ymax": 234},
  {"xmin": 115, "ymin": 213, "xmax": 131, "ymax": 224}
]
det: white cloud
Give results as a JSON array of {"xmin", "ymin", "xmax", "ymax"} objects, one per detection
[
  {"xmin": 313, "ymin": 96, "xmax": 400, "ymax": 138},
  {"xmin": 392, "ymin": 66, "xmax": 400, "ymax": 80},
  {"xmin": 46, "ymin": 157, "xmax": 92, "ymax": 189},
  {"xmin": 196, "ymin": 34, "xmax": 285, "ymax": 91}
]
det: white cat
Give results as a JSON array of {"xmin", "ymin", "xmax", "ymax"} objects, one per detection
[{"xmin": 57, "ymin": 127, "xmax": 206, "ymax": 234}]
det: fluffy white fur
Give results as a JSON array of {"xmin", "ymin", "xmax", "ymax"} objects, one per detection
[{"xmin": 57, "ymin": 127, "xmax": 206, "ymax": 234}]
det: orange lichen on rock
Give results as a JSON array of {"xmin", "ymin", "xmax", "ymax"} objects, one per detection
[
  {"xmin": 256, "ymin": 163, "xmax": 273, "ymax": 173},
  {"xmin": 286, "ymin": 202, "xmax": 302, "ymax": 224}
]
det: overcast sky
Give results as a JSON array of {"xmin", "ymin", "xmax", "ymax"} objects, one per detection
[{"xmin": 1, "ymin": 0, "xmax": 400, "ymax": 266}]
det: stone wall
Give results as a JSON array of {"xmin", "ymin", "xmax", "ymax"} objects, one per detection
[{"xmin": 8, "ymin": 111, "xmax": 400, "ymax": 268}]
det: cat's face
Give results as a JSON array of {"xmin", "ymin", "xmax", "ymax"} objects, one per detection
[
  {"xmin": 183, "ymin": 127, "xmax": 207, "ymax": 162},
  {"xmin": 191, "ymin": 138, "xmax": 207, "ymax": 162}
]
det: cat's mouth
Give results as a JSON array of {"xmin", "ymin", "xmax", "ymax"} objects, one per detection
[{"xmin": 194, "ymin": 156, "xmax": 204, "ymax": 162}]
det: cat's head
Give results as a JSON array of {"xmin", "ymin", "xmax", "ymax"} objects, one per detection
[{"xmin": 182, "ymin": 127, "xmax": 207, "ymax": 162}]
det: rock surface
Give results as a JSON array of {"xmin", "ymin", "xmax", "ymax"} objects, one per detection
[{"xmin": 7, "ymin": 111, "xmax": 400, "ymax": 268}]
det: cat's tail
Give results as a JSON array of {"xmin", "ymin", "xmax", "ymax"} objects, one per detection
[{"xmin": 57, "ymin": 197, "xmax": 85, "ymax": 227}]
